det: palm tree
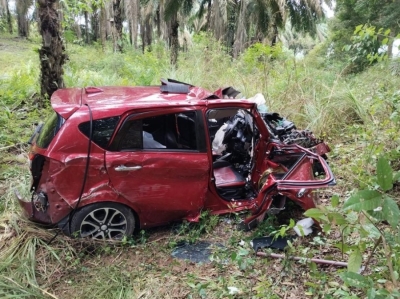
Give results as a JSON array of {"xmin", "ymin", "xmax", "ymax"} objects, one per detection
[
  {"xmin": 38, "ymin": 0, "xmax": 68, "ymax": 100},
  {"xmin": 164, "ymin": 0, "xmax": 194, "ymax": 66},
  {"xmin": 140, "ymin": 1, "xmax": 155, "ymax": 52},
  {"xmin": 16, "ymin": 0, "xmax": 32, "ymax": 37},
  {"xmin": 112, "ymin": 0, "xmax": 123, "ymax": 52},
  {"xmin": 280, "ymin": 21, "xmax": 328, "ymax": 55},
  {"xmin": 232, "ymin": 0, "xmax": 331, "ymax": 57},
  {"xmin": 124, "ymin": 0, "xmax": 139, "ymax": 48},
  {"xmin": 0, "ymin": 0, "xmax": 13, "ymax": 34},
  {"xmin": 197, "ymin": 0, "xmax": 211, "ymax": 31}
]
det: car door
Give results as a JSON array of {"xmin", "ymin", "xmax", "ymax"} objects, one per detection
[{"xmin": 105, "ymin": 109, "xmax": 210, "ymax": 226}]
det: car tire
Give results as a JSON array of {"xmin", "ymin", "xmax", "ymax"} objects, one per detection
[{"xmin": 70, "ymin": 202, "xmax": 135, "ymax": 240}]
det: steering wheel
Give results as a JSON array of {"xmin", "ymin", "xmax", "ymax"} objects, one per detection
[{"xmin": 223, "ymin": 117, "xmax": 242, "ymax": 143}]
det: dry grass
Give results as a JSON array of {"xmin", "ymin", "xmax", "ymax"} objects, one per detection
[{"xmin": 0, "ymin": 163, "xmax": 350, "ymax": 299}]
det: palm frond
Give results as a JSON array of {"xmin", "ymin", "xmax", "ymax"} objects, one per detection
[
  {"xmin": 198, "ymin": 0, "xmax": 210, "ymax": 18},
  {"xmin": 164, "ymin": 0, "xmax": 182, "ymax": 21},
  {"xmin": 182, "ymin": 0, "xmax": 194, "ymax": 16},
  {"xmin": 254, "ymin": 0, "xmax": 271, "ymax": 34}
]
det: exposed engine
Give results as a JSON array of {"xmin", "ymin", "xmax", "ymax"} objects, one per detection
[
  {"xmin": 212, "ymin": 110, "xmax": 326, "ymax": 182},
  {"xmin": 262, "ymin": 112, "xmax": 323, "ymax": 148}
]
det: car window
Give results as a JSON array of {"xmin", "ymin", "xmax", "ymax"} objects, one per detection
[
  {"xmin": 118, "ymin": 111, "xmax": 198, "ymax": 151},
  {"xmin": 36, "ymin": 112, "xmax": 64, "ymax": 148},
  {"xmin": 79, "ymin": 116, "xmax": 120, "ymax": 149}
]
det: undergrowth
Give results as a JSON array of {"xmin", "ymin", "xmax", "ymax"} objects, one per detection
[{"xmin": 1, "ymin": 33, "xmax": 400, "ymax": 298}]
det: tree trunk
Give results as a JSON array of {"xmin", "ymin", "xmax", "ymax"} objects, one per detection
[
  {"xmin": 159, "ymin": 0, "xmax": 167, "ymax": 42},
  {"xmin": 100, "ymin": 6, "xmax": 107, "ymax": 50},
  {"xmin": 124, "ymin": 0, "xmax": 138, "ymax": 49},
  {"xmin": 156, "ymin": 5, "xmax": 161, "ymax": 38},
  {"xmin": 91, "ymin": 9, "xmax": 99, "ymax": 42},
  {"xmin": 131, "ymin": 0, "xmax": 138, "ymax": 48},
  {"xmin": 141, "ymin": 19, "xmax": 145, "ymax": 53},
  {"xmin": 84, "ymin": 10, "xmax": 89, "ymax": 44},
  {"xmin": 206, "ymin": 0, "xmax": 211, "ymax": 31},
  {"xmin": 5, "ymin": 0, "xmax": 12, "ymax": 34},
  {"xmin": 211, "ymin": 0, "xmax": 226, "ymax": 41},
  {"xmin": 387, "ymin": 28, "xmax": 396, "ymax": 58},
  {"xmin": 38, "ymin": 0, "xmax": 67, "ymax": 101},
  {"xmin": 233, "ymin": 0, "xmax": 247, "ymax": 58},
  {"xmin": 170, "ymin": 14, "xmax": 179, "ymax": 66},
  {"xmin": 16, "ymin": 0, "xmax": 30, "ymax": 37},
  {"xmin": 270, "ymin": 23, "xmax": 278, "ymax": 46},
  {"xmin": 112, "ymin": 0, "xmax": 123, "ymax": 52}
]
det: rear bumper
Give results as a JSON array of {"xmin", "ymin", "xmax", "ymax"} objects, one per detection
[{"xmin": 14, "ymin": 190, "xmax": 52, "ymax": 224}]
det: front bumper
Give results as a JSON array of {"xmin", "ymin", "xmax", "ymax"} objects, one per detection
[{"xmin": 14, "ymin": 190, "xmax": 52, "ymax": 224}]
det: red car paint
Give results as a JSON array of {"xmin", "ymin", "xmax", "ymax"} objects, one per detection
[{"xmin": 17, "ymin": 81, "xmax": 335, "ymax": 236}]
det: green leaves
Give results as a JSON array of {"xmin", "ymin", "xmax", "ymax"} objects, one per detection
[
  {"xmin": 343, "ymin": 156, "xmax": 399, "ymax": 229},
  {"xmin": 372, "ymin": 196, "xmax": 400, "ymax": 228},
  {"xmin": 331, "ymin": 195, "xmax": 340, "ymax": 208},
  {"xmin": 348, "ymin": 248, "xmax": 362, "ymax": 273},
  {"xmin": 377, "ymin": 156, "xmax": 393, "ymax": 191},
  {"xmin": 340, "ymin": 272, "xmax": 371, "ymax": 288},
  {"xmin": 343, "ymin": 190, "xmax": 382, "ymax": 212},
  {"xmin": 304, "ymin": 208, "xmax": 325, "ymax": 220}
]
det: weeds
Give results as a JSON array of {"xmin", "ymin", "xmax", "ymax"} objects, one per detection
[
  {"xmin": 170, "ymin": 211, "xmax": 220, "ymax": 246},
  {"xmin": 1, "ymin": 32, "xmax": 400, "ymax": 298}
]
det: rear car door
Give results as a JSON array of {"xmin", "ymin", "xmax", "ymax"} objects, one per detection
[{"xmin": 105, "ymin": 109, "xmax": 210, "ymax": 226}]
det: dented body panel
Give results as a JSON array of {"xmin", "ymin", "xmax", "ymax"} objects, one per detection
[{"xmin": 19, "ymin": 81, "xmax": 335, "ymax": 234}]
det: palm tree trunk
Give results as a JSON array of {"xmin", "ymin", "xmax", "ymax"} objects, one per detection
[
  {"xmin": 156, "ymin": 4, "xmax": 161, "ymax": 38},
  {"xmin": 84, "ymin": 10, "xmax": 89, "ymax": 44},
  {"xmin": 159, "ymin": 0, "xmax": 167, "ymax": 41},
  {"xmin": 100, "ymin": 6, "xmax": 107, "ymax": 50},
  {"xmin": 270, "ymin": 23, "xmax": 278, "ymax": 46},
  {"xmin": 206, "ymin": 0, "xmax": 211, "ymax": 31},
  {"xmin": 17, "ymin": 0, "xmax": 30, "ymax": 37},
  {"xmin": 141, "ymin": 15, "xmax": 153, "ymax": 52},
  {"xmin": 233, "ymin": 0, "xmax": 247, "ymax": 58},
  {"xmin": 91, "ymin": 8, "xmax": 99, "ymax": 42},
  {"xmin": 124, "ymin": 0, "xmax": 138, "ymax": 49},
  {"xmin": 131, "ymin": 0, "xmax": 138, "ymax": 48},
  {"xmin": 112, "ymin": 0, "xmax": 123, "ymax": 52},
  {"xmin": 169, "ymin": 13, "xmax": 179, "ymax": 66},
  {"xmin": 387, "ymin": 28, "xmax": 396, "ymax": 58},
  {"xmin": 5, "ymin": 0, "xmax": 12, "ymax": 34},
  {"xmin": 37, "ymin": 0, "xmax": 67, "ymax": 101}
]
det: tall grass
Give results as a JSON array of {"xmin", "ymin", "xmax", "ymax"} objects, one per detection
[
  {"xmin": 64, "ymin": 42, "xmax": 169, "ymax": 87},
  {"xmin": 1, "ymin": 33, "xmax": 400, "ymax": 298}
]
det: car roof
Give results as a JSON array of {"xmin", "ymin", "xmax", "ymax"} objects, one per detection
[{"xmin": 50, "ymin": 83, "xmax": 255, "ymax": 119}]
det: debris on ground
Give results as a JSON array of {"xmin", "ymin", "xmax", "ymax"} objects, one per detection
[
  {"xmin": 171, "ymin": 241, "xmax": 223, "ymax": 263},
  {"xmin": 293, "ymin": 218, "xmax": 314, "ymax": 236},
  {"xmin": 250, "ymin": 235, "xmax": 295, "ymax": 251}
]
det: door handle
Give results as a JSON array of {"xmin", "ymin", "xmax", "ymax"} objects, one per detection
[{"xmin": 114, "ymin": 165, "xmax": 142, "ymax": 172}]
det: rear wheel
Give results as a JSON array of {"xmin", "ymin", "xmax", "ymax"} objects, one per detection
[{"xmin": 70, "ymin": 202, "xmax": 135, "ymax": 240}]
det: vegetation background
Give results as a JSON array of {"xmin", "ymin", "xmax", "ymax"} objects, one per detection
[{"xmin": 0, "ymin": 0, "xmax": 400, "ymax": 298}]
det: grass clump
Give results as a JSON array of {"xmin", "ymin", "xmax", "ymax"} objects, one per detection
[{"xmin": 0, "ymin": 33, "xmax": 400, "ymax": 298}]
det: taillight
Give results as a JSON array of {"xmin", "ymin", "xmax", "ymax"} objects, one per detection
[{"xmin": 30, "ymin": 154, "xmax": 45, "ymax": 191}]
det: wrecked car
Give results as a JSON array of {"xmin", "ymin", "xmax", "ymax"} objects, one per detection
[{"xmin": 16, "ymin": 79, "xmax": 335, "ymax": 240}]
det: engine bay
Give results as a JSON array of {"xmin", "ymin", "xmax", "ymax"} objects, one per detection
[{"xmin": 208, "ymin": 107, "xmax": 328, "ymax": 202}]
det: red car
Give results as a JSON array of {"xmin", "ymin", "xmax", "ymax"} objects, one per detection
[{"xmin": 16, "ymin": 79, "xmax": 335, "ymax": 239}]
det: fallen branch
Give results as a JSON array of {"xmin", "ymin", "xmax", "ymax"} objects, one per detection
[
  {"xmin": 256, "ymin": 251, "xmax": 348, "ymax": 267},
  {"xmin": 0, "ymin": 143, "xmax": 24, "ymax": 151}
]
